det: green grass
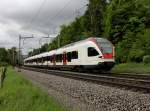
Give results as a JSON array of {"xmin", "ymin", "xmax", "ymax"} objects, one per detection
[
  {"xmin": 0, "ymin": 67, "xmax": 68, "ymax": 111},
  {"xmin": 112, "ymin": 63, "xmax": 150, "ymax": 74}
]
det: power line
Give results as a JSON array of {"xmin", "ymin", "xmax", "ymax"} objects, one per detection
[
  {"xmin": 25, "ymin": 0, "xmax": 72, "ymax": 35},
  {"xmin": 47, "ymin": 1, "xmax": 88, "ymax": 35},
  {"xmin": 77, "ymin": 4, "xmax": 88, "ymax": 11},
  {"xmin": 26, "ymin": 0, "xmax": 86, "ymax": 36},
  {"xmin": 75, "ymin": 4, "xmax": 88, "ymax": 17},
  {"xmin": 58, "ymin": 4, "xmax": 88, "ymax": 24},
  {"xmin": 27, "ymin": 0, "xmax": 47, "ymax": 29},
  {"xmin": 56, "ymin": 3, "xmax": 88, "ymax": 20},
  {"xmin": 46, "ymin": 0, "xmax": 73, "ymax": 34},
  {"xmin": 50, "ymin": 0, "xmax": 73, "ymax": 21}
]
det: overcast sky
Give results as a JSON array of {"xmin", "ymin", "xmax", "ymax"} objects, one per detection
[{"xmin": 0, "ymin": 0, "xmax": 88, "ymax": 54}]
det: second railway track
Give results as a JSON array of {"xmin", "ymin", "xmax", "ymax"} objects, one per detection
[{"xmin": 21, "ymin": 67, "xmax": 150, "ymax": 93}]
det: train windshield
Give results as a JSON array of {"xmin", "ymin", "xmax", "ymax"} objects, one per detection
[{"xmin": 96, "ymin": 38, "xmax": 113, "ymax": 54}]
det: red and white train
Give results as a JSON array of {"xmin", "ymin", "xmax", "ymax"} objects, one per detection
[{"xmin": 24, "ymin": 37, "xmax": 115, "ymax": 71}]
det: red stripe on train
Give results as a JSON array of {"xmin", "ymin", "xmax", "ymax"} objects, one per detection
[{"xmin": 103, "ymin": 53, "xmax": 113, "ymax": 59}]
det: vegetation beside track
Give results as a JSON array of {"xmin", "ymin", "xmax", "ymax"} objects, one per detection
[
  {"xmin": 0, "ymin": 67, "xmax": 68, "ymax": 111},
  {"xmin": 112, "ymin": 63, "xmax": 150, "ymax": 74}
]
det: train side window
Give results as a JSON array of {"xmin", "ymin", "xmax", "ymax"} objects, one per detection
[
  {"xmin": 56, "ymin": 55, "xmax": 58, "ymax": 62},
  {"xmin": 38, "ymin": 58, "xmax": 42, "ymax": 63},
  {"xmin": 59, "ymin": 54, "xmax": 62, "ymax": 62},
  {"xmin": 53, "ymin": 55, "xmax": 56, "ymax": 62},
  {"xmin": 43, "ymin": 56, "xmax": 49, "ymax": 62},
  {"xmin": 40, "ymin": 58, "xmax": 42, "ymax": 63},
  {"xmin": 41, "ymin": 57, "xmax": 44, "ymax": 63},
  {"xmin": 72, "ymin": 51, "xmax": 78, "ymax": 59},
  {"xmin": 45, "ymin": 56, "xmax": 48, "ymax": 62},
  {"xmin": 42, "ymin": 57, "xmax": 45, "ymax": 62},
  {"xmin": 34, "ymin": 59, "xmax": 37, "ymax": 62},
  {"xmin": 50, "ymin": 56, "xmax": 53, "ymax": 62},
  {"xmin": 88, "ymin": 47, "xmax": 99, "ymax": 57},
  {"xmin": 56, "ymin": 54, "xmax": 62, "ymax": 62},
  {"xmin": 35, "ymin": 59, "xmax": 37, "ymax": 63},
  {"xmin": 67, "ymin": 52, "xmax": 71, "ymax": 62}
]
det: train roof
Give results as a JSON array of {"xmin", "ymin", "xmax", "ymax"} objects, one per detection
[
  {"xmin": 24, "ymin": 50, "xmax": 56, "ymax": 61},
  {"xmin": 59, "ymin": 37, "xmax": 109, "ymax": 49}
]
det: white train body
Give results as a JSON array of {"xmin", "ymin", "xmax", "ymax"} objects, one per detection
[{"xmin": 24, "ymin": 37, "xmax": 115, "ymax": 71}]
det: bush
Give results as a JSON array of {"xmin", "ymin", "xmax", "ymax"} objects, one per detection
[
  {"xmin": 143, "ymin": 55, "xmax": 150, "ymax": 64},
  {"xmin": 128, "ymin": 49, "xmax": 145, "ymax": 62}
]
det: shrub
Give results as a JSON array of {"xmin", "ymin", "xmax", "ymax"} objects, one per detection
[
  {"xmin": 143, "ymin": 55, "xmax": 150, "ymax": 64},
  {"xmin": 128, "ymin": 49, "xmax": 145, "ymax": 62}
]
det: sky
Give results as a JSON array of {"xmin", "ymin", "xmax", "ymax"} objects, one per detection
[{"xmin": 0, "ymin": 0, "xmax": 88, "ymax": 54}]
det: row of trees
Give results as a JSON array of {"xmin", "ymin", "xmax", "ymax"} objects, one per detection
[
  {"xmin": 29, "ymin": 0, "xmax": 150, "ymax": 63},
  {"xmin": 0, "ymin": 47, "xmax": 18, "ymax": 66}
]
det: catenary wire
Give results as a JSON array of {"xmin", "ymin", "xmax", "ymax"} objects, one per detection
[{"xmin": 26, "ymin": 0, "xmax": 47, "ymax": 29}]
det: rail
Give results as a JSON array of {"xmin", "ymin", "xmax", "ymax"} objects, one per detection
[{"xmin": 21, "ymin": 66, "xmax": 150, "ymax": 93}]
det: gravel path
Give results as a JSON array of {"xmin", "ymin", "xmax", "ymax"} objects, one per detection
[{"xmin": 19, "ymin": 69, "xmax": 150, "ymax": 111}]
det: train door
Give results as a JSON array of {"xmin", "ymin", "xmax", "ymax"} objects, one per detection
[{"xmin": 63, "ymin": 52, "xmax": 67, "ymax": 65}]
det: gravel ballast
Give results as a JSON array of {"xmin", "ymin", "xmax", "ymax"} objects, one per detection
[{"xmin": 20, "ymin": 69, "xmax": 150, "ymax": 111}]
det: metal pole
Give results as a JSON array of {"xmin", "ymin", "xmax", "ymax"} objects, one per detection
[
  {"xmin": 58, "ymin": 35, "xmax": 60, "ymax": 48},
  {"xmin": 18, "ymin": 35, "xmax": 34, "ymax": 72},
  {"xmin": 12, "ymin": 48, "xmax": 15, "ymax": 69},
  {"xmin": 18, "ymin": 35, "xmax": 21, "ymax": 72}
]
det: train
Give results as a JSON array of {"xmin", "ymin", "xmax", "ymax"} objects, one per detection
[{"xmin": 24, "ymin": 37, "xmax": 115, "ymax": 72}]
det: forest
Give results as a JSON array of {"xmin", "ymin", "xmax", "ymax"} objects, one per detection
[
  {"xmin": 0, "ymin": 47, "xmax": 18, "ymax": 65},
  {"xmin": 1, "ymin": 0, "xmax": 150, "ymax": 64}
]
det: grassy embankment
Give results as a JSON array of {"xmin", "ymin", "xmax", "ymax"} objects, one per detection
[
  {"xmin": 112, "ymin": 63, "xmax": 150, "ymax": 74},
  {"xmin": 0, "ymin": 67, "xmax": 68, "ymax": 111}
]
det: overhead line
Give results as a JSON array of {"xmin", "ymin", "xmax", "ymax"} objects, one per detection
[
  {"xmin": 27, "ymin": 0, "xmax": 47, "ymax": 29},
  {"xmin": 50, "ymin": 0, "xmax": 73, "ymax": 21},
  {"xmin": 46, "ymin": 0, "xmax": 88, "ymax": 36},
  {"xmin": 46, "ymin": 0, "xmax": 73, "ymax": 34}
]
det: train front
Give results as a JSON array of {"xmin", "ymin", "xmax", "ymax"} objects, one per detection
[{"xmin": 96, "ymin": 38, "xmax": 115, "ymax": 71}]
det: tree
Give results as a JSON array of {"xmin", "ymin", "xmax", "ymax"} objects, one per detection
[
  {"xmin": 0, "ymin": 48, "xmax": 8, "ymax": 63},
  {"xmin": 0, "ymin": 47, "xmax": 18, "ymax": 65},
  {"xmin": 103, "ymin": 0, "xmax": 150, "ymax": 62},
  {"xmin": 83, "ymin": 0, "xmax": 107, "ymax": 36}
]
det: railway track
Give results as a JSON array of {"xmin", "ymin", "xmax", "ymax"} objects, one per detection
[{"xmin": 21, "ymin": 67, "xmax": 150, "ymax": 93}]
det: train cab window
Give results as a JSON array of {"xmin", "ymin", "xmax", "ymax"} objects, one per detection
[
  {"xmin": 72, "ymin": 51, "xmax": 78, "ymax": 59},
  {"xmin": 88, "ymin": 47, "xmax": 99, "ymax": 57},
  {"xmin": 67, "ymin": 52, "xmax": 71, "ymax": 62}
]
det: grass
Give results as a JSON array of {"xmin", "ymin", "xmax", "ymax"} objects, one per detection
[
  {"xmin": 112, "ymin": 63, "xmax": 150, "ymax": 74},
  {"xmin": 0, "ymin": 67, "xmax": 68, "ymax": 111}
]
